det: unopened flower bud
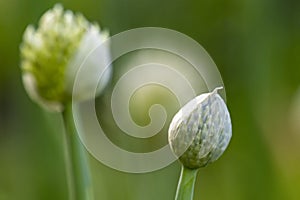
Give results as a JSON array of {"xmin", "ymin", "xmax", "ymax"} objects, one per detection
[
  {"xmin": 168, "ymin": 87, "xmax": 232, "ymax": 169},
  {"xmin": 20, "ymin": 4, "xmax": 111, "ymax": 112}
]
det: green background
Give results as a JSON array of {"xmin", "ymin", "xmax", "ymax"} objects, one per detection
[{"xmin": 1, "ymin": 0, "xmax": 300, "ymax": 199}]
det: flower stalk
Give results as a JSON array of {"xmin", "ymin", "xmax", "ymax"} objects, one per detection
[
  {"xmin": 175, "ymin": 166, "xmax": 199, "ymax": 200},
  {"xmin": 62, "ymin": 103, "xmax": 94, "ymax": 200}
]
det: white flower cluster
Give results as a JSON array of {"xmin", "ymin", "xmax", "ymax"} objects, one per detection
[{"xmin": 20, "ymin": 4, "xmax": 111, "ymax": 112}]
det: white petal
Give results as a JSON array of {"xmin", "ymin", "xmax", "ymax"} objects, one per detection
[
  {"xmin": 23, "ymin": 25, "xmax": 35, "ymax": 44},
  {"xmin": 22, "ymin": 73, "xmax": 63, "ymax": 112},
  {"xmin": 66, "ymin": 26, "xmax": 112, "ymax": 101}
]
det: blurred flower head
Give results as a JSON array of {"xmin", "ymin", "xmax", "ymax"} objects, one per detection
[
  {"xmin": 168, "ymin": 87, "xmax": 232, "ymax": 169},
  {"xmin": 20, "ymin": 4, "xmax": 111, "ymax": 112}
]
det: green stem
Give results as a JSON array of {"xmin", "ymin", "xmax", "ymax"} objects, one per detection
[
  {"xmin": 175, "ymin": 166, "xmax": 199, "ymax": 200},
  {"xmin": 62, "ymin": 103, "xmax": 94, "ymax": 200}
]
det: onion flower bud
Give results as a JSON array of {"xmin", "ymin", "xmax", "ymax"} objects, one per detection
[{"xmin": 168, "ymin": 87, "xmax": 232, "ymax": 169}]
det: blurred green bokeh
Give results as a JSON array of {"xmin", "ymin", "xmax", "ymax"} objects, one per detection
[{"xmin": 1, "ymin": 0, "xmax": 300, "ymax": 199}]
